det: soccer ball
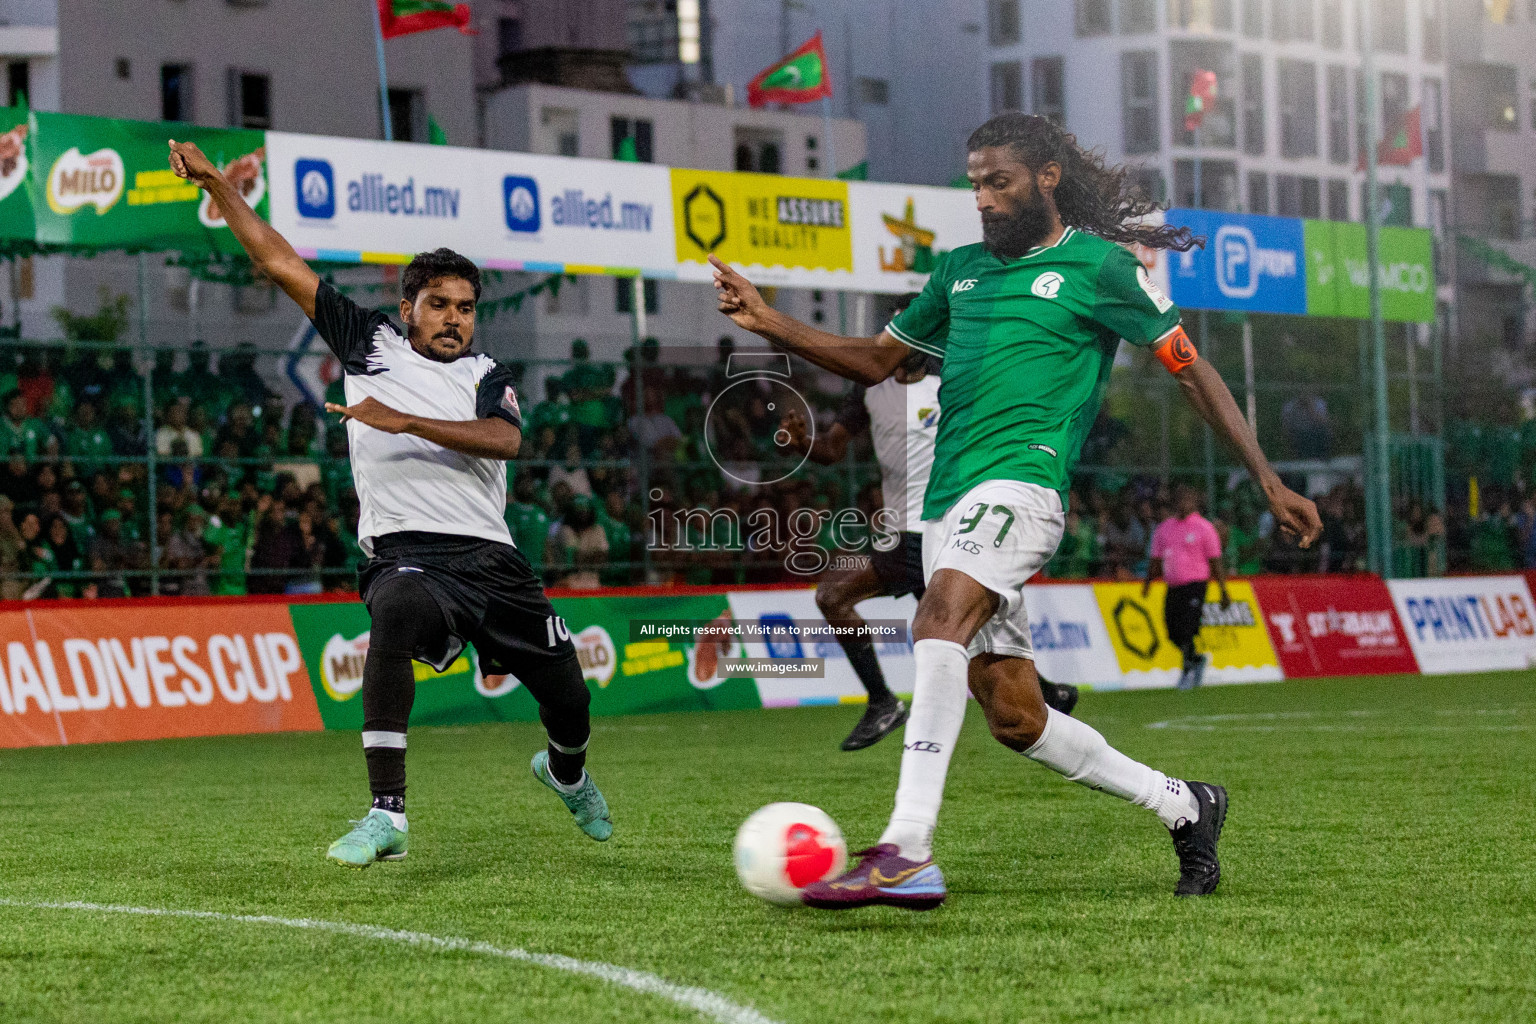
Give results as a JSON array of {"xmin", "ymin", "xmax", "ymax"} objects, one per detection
[{"xmin": 733, "ymin": 802, "xmax": 847, "ymax": 905}]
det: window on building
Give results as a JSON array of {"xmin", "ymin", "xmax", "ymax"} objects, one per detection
[
  {"xmin": 1381, "ymin": 71, "xmax": 1410, "ymax": 139},
  {"xmin": 857, "ymin": 77, "xmax": 890, "ymax": 105},
  {"xmin": 1275, "ymin": 174, "xmax": 1320, "ymax": 216},
  {"xmin": 1421, "ymin": 0, "xmax": 1442, "ymax": 62},
  {"xmin": 1429, "ymin": 189, "xmax": 1448, "ymax": 281},
  {"xmin": 1241, "ymin": 54, "xmax": 1265, "ymax": 154},
  {"xmin": 1300, "ymin": 178, "xmax": 1321, "ymax": 217},
  {"xmin": 1077, "ymin": 0, "xmax": 1113, "ymax": 34},
  {"xmin": 1371, "ymin": 0, "xmax": 1407, "ymax": 51},
  {"xmin": 806, "ymin": 133, "xmax": 819, "ymax": 173},
  {"xmin": 734, "ymin": 128, "xmax": 783, "ymax": 173},
  {"xmin": 387, "ymin": 88, "xmax": 423, "ymax": 142},
  {"xmin": 8, "ymin": 60, "xmax": 31, "ymax": 107},
  {"xmin": 1168, "ymin": 0, "xmax": 1233, "ymax": 31},
  {"xmin": 1327, "ymin": 65, "xmax": 1350, "ymax": 163},
  {"xmin": 542, "ymin": 107, "xmax": 579, "ymax": 157},
  {"xmin": 1486, "ymin": 0, "xmax": 1514, "ymax": 23},
  {"xmin": 1171, "ymin": 40, "xmax": 1235, "ymax": 146},
  {"xmin": 1320, "ymin": 0, "xmax": 1344, "ymax": 47},
  {"xmin": 227, "ymin": 70, "xmax": 271, "ymax": 129},
  {"xmin": 1475, "ymin": 64, "xmax": 1519, "ymax": 131},
  {"xmin": 160, "ymin": 64, "xmax": 193, "ymax": 122},
  {"xmin": 1122, "ymin": 51, "xmax": 1160, "ymax": 153},
  {"xmin": 1247, "ymin": 170, "xmax": 1269, "ymax": 213},
  {"xmin": 611, "ymin": 116, "xmax": 654, "ymax": 162},
  {"xmin": 1423, "ymin": 78, "xmax": 1444, "ymax": 173},
  {"xmin": 498, "ymin": 17, "xmax": 524, "ymax": 57},
  {"xmin": 627, "ymin": 2, "xmax": 679, "ymax": 63},
  {"xmin": 990, "ymin": 61, "xmax": 1023, "ymax": 114},
  {"xmin": 1327, "ymin": 178, "xmax": 1349, "ymax": 219},
  {"xmin": 988, "ymin": 0, "xmax": 1022, "ymax": 44},
  {"xmin": 1032, "ymin": 57, "xmax": 1066, "ymax": 125},
  {"xmin": 1128, "ymin": 165, "xmax": 1167, "ymax": 203},
  {"xmin": 1278, "ymin": 59, "xmax": 1318, "ymax": 157},
  {"xmin": 1273, "ymin": 0, "xmax": 1314, "ymax": 40},
  {"xmin": 1361, "ymin": 182, "xmax": 1414, "ymax": 226},
  {"xmin": 1240, "ymin": 0, "xmax": 1263, "ymax": 37},
  {"xmin": 1173, "ymin": 159, "xmax": 1238, "ymax": 209},
  {"xmin": 115, "ymin": 58, "xmax": 131, "ymax": 80},
  {"xmin": 616, "ymin": 278, "xmax": 659, "ymax": 315},
  {"xmin": 1120, "ymin": 0, "xmax": 1157, "ymax": 32}
]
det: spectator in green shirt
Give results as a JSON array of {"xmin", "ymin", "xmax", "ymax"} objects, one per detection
[
  {"xmin": 64, "ymin": 399, "xmax": 113, "ymax": 476},
  {"xmin": 205, "ymin": 491, "xmax": 251, "ymax": 596},
  {"xmin": 0, "ymin": 390, "xmax": 46, "ymax": 460},
  {"xmin": 597, "ymin": 490, "xmax": 633, "ymax": 586},
  {"xmin": 505, "ymin": 473, "xmax": 550, "ymax": 573}
]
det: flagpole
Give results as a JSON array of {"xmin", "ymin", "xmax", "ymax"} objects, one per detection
[
  {"xmin": 821, "ymin": 95, "xmax": 837, "ymax": 178},
  {"xmin": 370, "ymin": 0, "xmax": 394, "ymax": 142}
]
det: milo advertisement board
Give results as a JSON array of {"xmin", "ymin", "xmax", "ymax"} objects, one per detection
[
  {"xmin": 0, "ymin": 107, "xmax": 33, "ymax": 245},
  {"xmin": 290, "ymin": 594, "xmax": 760, "ymax": 730},
  {"xmin": 26, "ymin": 110, "xmax": 266, "ymax": 253}
]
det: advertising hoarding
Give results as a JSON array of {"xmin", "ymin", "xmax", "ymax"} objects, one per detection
[
  {"xmin": 1250, "ymin": 576, "xmax": 1419, "ymax": 678},
  {"xmin": 1093, "ymin": 580, "xmax": 1283, "ymax": 688},
  {"xmin": 1386, "ymin": 576, "xmax": 1536, "ymax": 674},
  {"xmin": 1165, "ymin": 209, "xmax": 1307, "ymax": 315}
]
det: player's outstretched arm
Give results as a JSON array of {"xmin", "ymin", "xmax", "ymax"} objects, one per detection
[
  {"xmin": 711, "ymin": 255, "xmax": 906, "ymax": 386},
  {"xmin": 326, "ymin": 397, "xmax": 522, "ymax": 460},
  {"xmin": 1173, "ymin": 356, "xmax": 1322, "ymax": 548},
  {"xmin": 169, "ymin": 139, "xmax": 319, "ymax": 319}
]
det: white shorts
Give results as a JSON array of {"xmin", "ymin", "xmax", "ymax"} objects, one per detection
[{"xmin": 922, "ymin": 479, "xmax": 1065, "ymax": 659}]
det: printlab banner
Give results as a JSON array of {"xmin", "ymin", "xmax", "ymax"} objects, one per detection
[
  {"xmin": 24, "ymin": 110, "xmax": 266, "ymax": 254},
  {"xmin": 0, "ymin": 603, "xmax": 322, "ymax": 749},
  {"xmin": 1385, "ymin": 576, "xmax": 1536, "ymax": 674},
  {"xmin": 1250, "ymin": 575, "xmax": 1419, "ymax": 678},
  {"xmin": 265, "ymin": 131, "xmax": 678, "ymax": 277}
]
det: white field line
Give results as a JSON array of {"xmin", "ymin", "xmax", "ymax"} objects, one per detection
[
  {"xmin": 0, "ymin": 898, "xmax": 783, "ymax": 1024},
  {"xmin": 1146, "ymin": 708, "xmax": 1530, "ymax": 732}
]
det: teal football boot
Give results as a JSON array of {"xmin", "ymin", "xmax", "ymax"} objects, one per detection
[
  {"xmin": 531, "ymin": 751, "xmax": 613, "ymax": 841},
  {"xmin": 326, "ymin": 809, "xmax": 408, "ymax": 869}
]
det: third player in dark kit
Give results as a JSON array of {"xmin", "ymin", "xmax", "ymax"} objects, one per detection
[{"xmin": 169, "ymin": 138, "xmax": 612, "ymax": 869}]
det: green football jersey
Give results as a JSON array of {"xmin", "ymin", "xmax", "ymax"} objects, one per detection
[{"xmin": 888, "ymin": 229, "xmax": 1180, "ymax": 519}]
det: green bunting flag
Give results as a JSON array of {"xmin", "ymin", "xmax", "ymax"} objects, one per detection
[{"xmin": 747, "ymin": 32, "xmax": 833, "ymax": 107}]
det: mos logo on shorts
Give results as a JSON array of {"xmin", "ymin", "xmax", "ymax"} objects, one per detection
[{"xmin": 1031, "ymin": 272, "xmax": 1064, "ymax": 299}]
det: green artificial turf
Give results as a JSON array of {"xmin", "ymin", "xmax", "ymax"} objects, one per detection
[{"xmin": 1, "ymin": 672, "xmax": 1533, "ymax": 1023}]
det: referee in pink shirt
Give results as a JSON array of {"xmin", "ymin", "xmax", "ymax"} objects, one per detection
[{"xmin": 1145, "ymin": 484, "xmax": 1230, "ymax": 689}]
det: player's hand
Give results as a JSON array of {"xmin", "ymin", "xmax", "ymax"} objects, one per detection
[
  {"xmin": 326, "ymin": 396, "xmax": 412, "ymax": 435},
  {"xmin": 168, "ymin": 139, "xmax": 223, "ymax": 191},
  {"xmin": 1267, "ymin": 483, "xmax": 1323, "ymax": 549},
  {"xmin": 710, "ymin": 254, "xmax": 770, "ymax": 333}
]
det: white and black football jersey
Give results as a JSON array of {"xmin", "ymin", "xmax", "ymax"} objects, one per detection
[
  {"xmin": 834, "ymin": 373, "xmax": 941, "ymax": 533},
  {"xmin": 310, "ymin": 282, "xmax": 522, "ymax": 556}
]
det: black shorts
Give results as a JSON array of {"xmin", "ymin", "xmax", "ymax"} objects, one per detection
[
  {"xmin": 360, "ymin": 531, "xmax": 576, "ymax": 675},
  {"xmin": 1164, "ymin": 580, "xmax": 1208, "ymax": 648},
  {"xmin": 870, "ymin": 531, "xmax": 925, "ymax": 599}
]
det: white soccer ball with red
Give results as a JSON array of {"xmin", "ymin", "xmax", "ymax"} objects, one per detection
[{"xmin": 733, "ymin": 802, "xmax": 847, "ymax": 904}]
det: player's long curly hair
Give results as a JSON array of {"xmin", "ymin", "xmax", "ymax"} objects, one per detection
[{"xmin": 967, "ymin": 113, "xmax": 1203, "ymax": 252}]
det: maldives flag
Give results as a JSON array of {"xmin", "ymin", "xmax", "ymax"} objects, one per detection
[
  {"xmin": 1184, "ymin": 69, "xmax": 1217, "ymax": 132},
  {"xmin": 747, "ymin": 32, "xmax": 833, "ymax": 107},
  {"xmin": 377, "ymin": 0, "xmax": 475, "ymax": 39},
  {"xmin": 1360, "ymin": 106, "xmax": 1423, "ymax": 168}
]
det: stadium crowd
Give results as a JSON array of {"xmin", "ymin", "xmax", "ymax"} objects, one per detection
[{"xmin": 0, "ymin": 336, "xmax": 1525, "ymax": 601}]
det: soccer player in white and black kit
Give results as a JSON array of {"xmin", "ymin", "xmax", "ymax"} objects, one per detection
[
  {"xmin": 169, "ymin": 140, "xmax": 612, "ymax": 869},
  {"xmin": 782, "ymin": 347, "xmax": 1079, "ymax": 752}
]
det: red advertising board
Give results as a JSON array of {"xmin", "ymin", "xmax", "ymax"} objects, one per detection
[
  {"xmin": 0, "ymin": 603, "xmax": 324, "ymax": 749},
  {"xmin": 1249, "ymin": 575, "xmax": 1420, "ymax": 678}
]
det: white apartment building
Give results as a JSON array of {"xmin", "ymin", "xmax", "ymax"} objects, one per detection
[{"xmin": 980, "ymin": 0, "xmax": 1450, "ymax": 226}]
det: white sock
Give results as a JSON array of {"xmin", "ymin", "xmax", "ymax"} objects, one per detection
[
  {"xmin": 1023, "ymin": 707, "xmax": 1199, "ymax": 830},
  {"xmin": 549, "ymin": 769, "xmax": 586, "ymax": 794},
  {"xmin": 375, "ymin": 809, "xmax": 408, "ymax": 831},
  {"xmin": 878, "ymin": 638, "xmax": 971, "ymax": 861}
]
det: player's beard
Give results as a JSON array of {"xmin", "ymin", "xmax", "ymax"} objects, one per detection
[
  {"xmin": 981, "ymin": 190, "xmax": 1054, "ymax": 260},
  {"xmin": 413, "ymin": 327, "xmax": 471, "ymax": 362}
]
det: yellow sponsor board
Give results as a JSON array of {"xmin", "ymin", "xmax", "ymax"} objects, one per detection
[
  {"xmin": 671, "ymin": 168, "xmax": 852, "ymax": 275},
  {"xmin": 1092, "ymin": 581, "xmax": 1282, "ymax": 686}
]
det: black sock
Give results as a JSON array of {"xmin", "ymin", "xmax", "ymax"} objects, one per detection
[
  {"xmin": 1179, "ymin": 642, "xmax": 1198, "ymax": 670},
  {"xmin": 529, "ymin": 656, "xmax": 593, "ymax": 787},
  {"xmin": 360, "ymin": 574, "xmax": 442, "ymax": 805},
  {"xmin": 371, "ymin": 794, "xmax": 404, "ymax": 814},
  {"xmin": 843, "ymin": 635, "xmax": 894, "ymax": 703}
]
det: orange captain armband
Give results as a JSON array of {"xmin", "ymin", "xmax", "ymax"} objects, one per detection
[{"xmin": 1151, "ymin": 325, "xmax": 1197, "ymax": 373}]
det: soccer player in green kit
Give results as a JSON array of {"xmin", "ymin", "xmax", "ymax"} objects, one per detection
[{"xmin": 712, "ymin": 113, "xmax": 1322, "ymax": 908}]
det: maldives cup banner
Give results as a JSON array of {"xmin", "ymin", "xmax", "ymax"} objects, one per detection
[
  {"xmin": 265, "ymin": 132, "xmax": 677, "ymax": 276},
  {"xmin": 1386, "ymin": 576, "xmax": 1536, "ymax": 674},
  {"xmin": 1250, "ymin": 576, "xmax": 1419, "ymax": 678},
  {"xmin": 0, "ymin": 604, "xmax": 322, "ymax": 749},
  {"xmin": 847, "ymin": 181, "xmax": 981, "ymax": 294}
]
